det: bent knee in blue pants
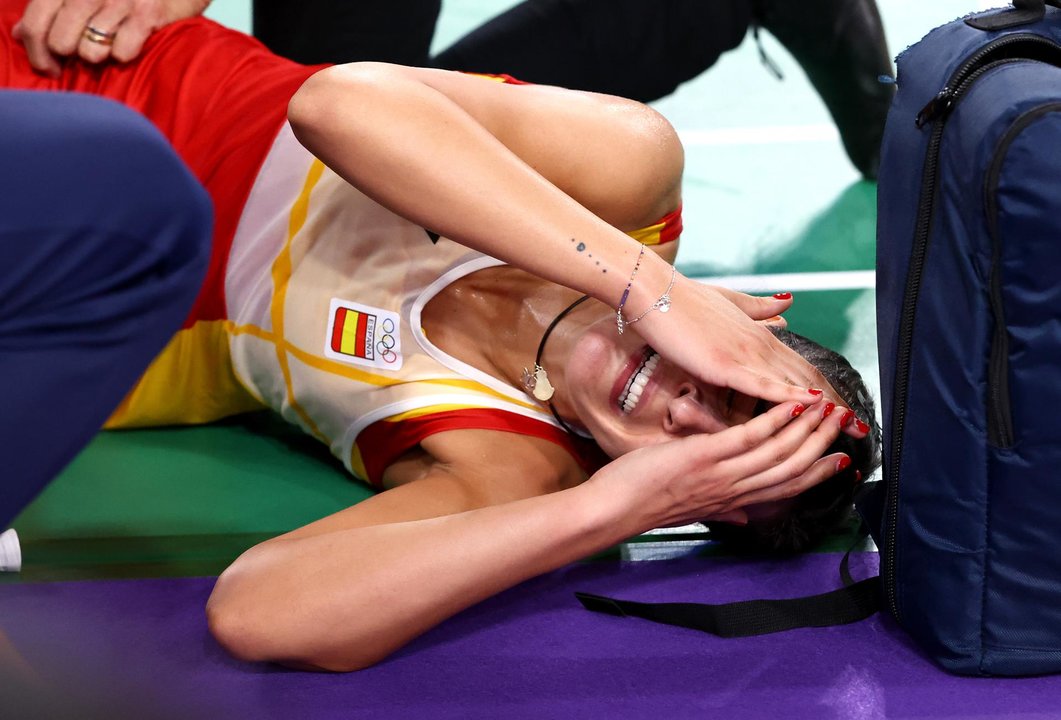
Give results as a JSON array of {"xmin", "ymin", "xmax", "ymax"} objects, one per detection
[{"xmin": 0, "ymin": 91, "xmax": 212, "ymax": 527}]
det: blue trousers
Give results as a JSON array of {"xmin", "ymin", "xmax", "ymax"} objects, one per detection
[{"xmin": 0, "ymin": 92, "xmax": 212, "ymax": 527}]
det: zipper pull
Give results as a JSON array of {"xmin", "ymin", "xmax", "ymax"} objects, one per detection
[{"xmin": 916, "ymin": 87, "xmax": 955, "ymax": 129}]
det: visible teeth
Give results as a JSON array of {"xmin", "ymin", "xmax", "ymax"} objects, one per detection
[{"xmin": 618, "ymin": 351, "xmax": 659, "ymax": 414}]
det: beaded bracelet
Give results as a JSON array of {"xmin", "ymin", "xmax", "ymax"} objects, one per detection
[{"xmin": 615, "ymin": 245, "xmax": 645, "ymax": 335}]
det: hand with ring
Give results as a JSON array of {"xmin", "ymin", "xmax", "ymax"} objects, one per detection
[{"xmin": 13, "ymin": 0, "xmax": 211, "ymax": 77}]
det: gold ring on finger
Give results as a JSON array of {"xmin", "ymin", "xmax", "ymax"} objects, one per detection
[{"xmin": 83, "ymin": 25, "xmax": 117, "ymax": 46}]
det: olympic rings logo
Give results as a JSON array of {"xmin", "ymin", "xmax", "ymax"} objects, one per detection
[{"xmin": 376, "ymin": 318, "xmax": 399, "ymax": 364}]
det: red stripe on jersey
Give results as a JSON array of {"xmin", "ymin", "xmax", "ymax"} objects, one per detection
[
  {"xmin": 492, "ymin": 73, "xmax": 531, "ymax": 85},
  {"xmin": 356, "ymin": 409, "xmax": 607, "ymax": 487},
  {"xmin": 657, "ymin": 204, "xmax": 683, "ymax": 245}
]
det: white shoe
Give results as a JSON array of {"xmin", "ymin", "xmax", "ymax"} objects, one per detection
[{"xmin": 0, "ymin": 529, "xmax": 21, "ymax": 572}]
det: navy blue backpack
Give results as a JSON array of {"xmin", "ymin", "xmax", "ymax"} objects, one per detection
[
  {"xmin": 580, "ymin": 0, "xmax": 1061, "ymax": 677},
  {"xmin": 874, "ymin": 0, "xmax": 1061, "ymax": 676}
]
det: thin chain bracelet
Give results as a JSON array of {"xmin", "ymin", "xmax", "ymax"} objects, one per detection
[
  {"xmin": 615, "ymin": 244, "xmax": 647, "ymax": 335},
  {"xmin": 618, "ymin": 264, "xmax": 677, "ymax": 333}
]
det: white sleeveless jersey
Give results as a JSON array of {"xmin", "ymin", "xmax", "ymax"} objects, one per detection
[{"xmin": 225, "ymin": 123, "xmax": 588, "ymax": 485}]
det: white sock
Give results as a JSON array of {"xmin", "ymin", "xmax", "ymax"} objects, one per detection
[{"xmin": 0, "ymin": 529, "xmax": 22, "ymax": 572}]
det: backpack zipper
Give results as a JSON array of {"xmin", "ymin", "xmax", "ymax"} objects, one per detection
[
  {"xmin": 983, "ymin": 101, "xmax": 1061, "ymax": 449},
  {"xmin": 884, "ymin": 33, "xmax": 1061, "ymax": 623}
]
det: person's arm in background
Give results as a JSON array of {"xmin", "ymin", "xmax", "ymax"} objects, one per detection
[{"xmin": 13, "ymin": 0, "xmax": 210, "ymax": 76}]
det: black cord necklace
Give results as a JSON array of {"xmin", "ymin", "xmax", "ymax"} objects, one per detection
[{"xmin": 525, "ymin": 294, "xmax": 591, "ymax": 437}]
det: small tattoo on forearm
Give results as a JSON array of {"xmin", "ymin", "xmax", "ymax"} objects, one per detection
[{"xmin": 571, "ymin": 238, "xmax": 607, "ymax": 272}]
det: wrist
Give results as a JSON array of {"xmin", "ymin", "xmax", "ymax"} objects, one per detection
[
  {"xmin": 579, "ymin": 466, "xmax": 664, "ymax": 542},
  {"xmin": 618, "ymin": 250, "xmax": 677, "ymax": 328}
]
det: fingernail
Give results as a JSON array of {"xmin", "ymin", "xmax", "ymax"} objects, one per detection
[
  {"xmin": 791, "ymin": 404, "xmax": 806, "ymax": 418},
  {"xmin": 855, "ymin": 418, "xmax": 871, "ymax": 434},
  {"xmin": 855, "ymin": 470, "xmax": 863, "ymax": 483},
  {"xmin": 807, "ymin": 388, "xmax": 824, "ymax": 397},
  {"xmin": 773, "ymin": 292, "xmax": 792, "ymax": 300},
  {"xmin": 822, "ymin": 402, "xmax": 836, "ymax": 418},
  {"xmin": 836, "ymin": 456, "xmax": 852, "ymax": 473},
  {"xmin": 840, "ymin": 410, "xmax": 855, "ymax": 427}
]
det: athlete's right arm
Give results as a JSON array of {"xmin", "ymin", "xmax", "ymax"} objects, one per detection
[{"xmin": 287, "ymin": 64, "xmax": 863, "ymax": 426}]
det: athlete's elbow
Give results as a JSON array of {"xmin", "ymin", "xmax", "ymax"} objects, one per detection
[
  {"xmin": 206, "ymin": 555, "xmax": 281, "ymax": 665},
  {"xmin": 207, "ymin": 597, "xmax": 384, "ymax": 673},
  {"xmin": 206, "ymin": 551, "xmax": 390, "ymax": 672},
  {"xmin": 288, "ymin": 63, "xmax": 403, "ymax": 145}
]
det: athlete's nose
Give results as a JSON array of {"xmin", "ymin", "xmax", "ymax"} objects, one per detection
[{"xmin": 664, "ymin": 383, "xmax": 724, "ymax": 435}]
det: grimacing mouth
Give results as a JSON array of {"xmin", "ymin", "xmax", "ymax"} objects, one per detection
[{"xmin": 618, "ymin": 349, "xmax": 659, "ymax": 414}]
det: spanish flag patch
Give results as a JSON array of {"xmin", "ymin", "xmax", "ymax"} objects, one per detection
[{"xmin": 324, "ymin": 298, "xmax": 404, "ymax": 371}]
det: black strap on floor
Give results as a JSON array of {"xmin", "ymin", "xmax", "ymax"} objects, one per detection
[
  {"xmin": 575, "ymin": 575, "xmax": 880, "ymax": 638},
  {"xmin": 576, "ymin": 525, "xmax": 882, "ymax": 638}
]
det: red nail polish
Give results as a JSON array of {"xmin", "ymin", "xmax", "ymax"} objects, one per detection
[
  {"xmin": 836, "ymin": 456, "xmax": 852, "ymax": 473},
  {"xmin": 840, "ymin": 410, "xmax": 855, "ymax": 427},
  {"xmin": 791, "ymin": 404, "xmax": 806, "ymax": 418},
  {"xmin": 855, "ymin": 418, "xmax": 871, "ymax": 434},
  {"xmin": 807, "ymin": 388, "xmax": 824, "ymax": 396},
  {"xmin": 823, "ymin": 402, "xmax": 836, "ymax": 417},
  {"xmin": 855, "ymin": 470, "xmax": 863, "ymax": 483},
  {"xmin": 773, "ymin": 292, "xmax": 792, "ymax": 300}
]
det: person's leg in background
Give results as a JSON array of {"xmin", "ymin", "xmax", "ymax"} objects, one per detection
[
  {"xmin": 435, "ymin": 0, "xmax": 894, "ymax": 178},
  {"xmin": 435, "ymin": 0, "xmax": 751, "ymax": 102},
  {"xmin": 0, "ymin": 91, "xmax": 212, "ymax": 528},
  {"xmin": 251, "ymin": 0, "xmax": 443, "ymax": 65}
]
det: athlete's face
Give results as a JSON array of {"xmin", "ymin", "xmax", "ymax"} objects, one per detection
[{"xmin": 561, "ymin": 315, "xmax": 765, "ymax": 458}]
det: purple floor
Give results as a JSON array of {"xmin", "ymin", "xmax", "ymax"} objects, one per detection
[{"xmin": 2, "ymin": 552, "xmax": 1060, "ymax": 719}]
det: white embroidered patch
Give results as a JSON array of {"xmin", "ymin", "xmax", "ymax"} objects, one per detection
[{"xmin": 324, "ymin": 298, "xmax": 403, "ymax": 371}]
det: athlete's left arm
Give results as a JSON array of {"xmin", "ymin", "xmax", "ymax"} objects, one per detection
[{"xmin": 205, "ymin": 402, "xmax": 844, "ymax": 672}]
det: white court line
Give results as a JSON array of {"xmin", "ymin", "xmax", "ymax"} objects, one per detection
[
  {"xmin": 692, "ymin": 270, "xmax": 875, "ymax": 293},
  {"xmin": 678, "ymin": 123, "xmax": 839, "ymax": 147}
]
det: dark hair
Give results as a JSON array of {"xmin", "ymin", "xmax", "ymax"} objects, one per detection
[{"xmin": 705, "ymin": 328, "xmax": 881, "ymax": 554}]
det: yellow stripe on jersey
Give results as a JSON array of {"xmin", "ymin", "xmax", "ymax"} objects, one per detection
[
  {"xmin": 270, "ymin": 160, "xmax": 330, "ymax": 445},
  {"xmin": 465, "ymin": 73, "xmax": 510, "ymax": 83},
  {"xmin": 379, "ymin": 403, "xmax": 490, "ymax": 425},
  {"xmin": 106, "ymin": 320, "xmax": 265, "ymax": 428},
  {"xmin": 284, "ymin": 343, "xmax": 543, "ymax": 413},
  {"xmin": 627, "ymin": 219, "xmax": 667, "ymax": 246}
]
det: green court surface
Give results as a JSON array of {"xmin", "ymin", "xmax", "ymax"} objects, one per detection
[{"xmin": 6, "ymin": 1, "xmax": 996, "ymax": 583}]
